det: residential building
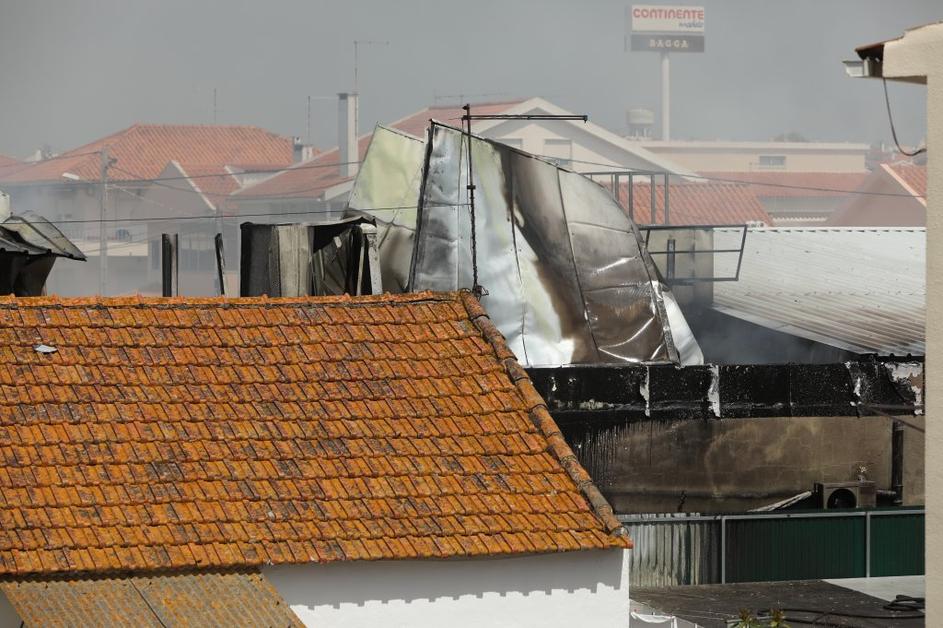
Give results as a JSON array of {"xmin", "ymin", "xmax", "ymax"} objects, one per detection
[
  {"xmin": 631, "ymin": 139, "xmax": 871, "ymax": 173},
  {"xmin": 0, "ymin": 291, "xmax": 631, "ymax": 627},
  {"xmin": 697, "ymin": 171, "xmax": 869, "ymax": 225},
  {"xmin": 850, "ymin": 21, "xmax": 943, "ymax": 622},
  {"xmin": 0, "ymin": 124, "xmax": 294, "ymax": 296},
  {"xmin": 828, "ymin": 161, "xmax": 927, "ymax": 226},
  {"xmin": 229, "ymin": 95, "xmax": 694, "ymax": 215}
]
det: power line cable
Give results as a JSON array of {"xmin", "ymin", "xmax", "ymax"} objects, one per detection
[{"xmin": 883, "ymin": 78, "xmax": 927, "ymax": 157}]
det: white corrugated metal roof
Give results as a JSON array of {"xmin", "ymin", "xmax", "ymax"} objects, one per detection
[{"xmin": 712, "ymin": 227, "xmax": 925, "ymax": 355}]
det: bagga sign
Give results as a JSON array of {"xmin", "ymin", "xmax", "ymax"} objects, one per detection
[{"xmin": 628, "ymin": 5, "xmax": 705, "ymax": 52}]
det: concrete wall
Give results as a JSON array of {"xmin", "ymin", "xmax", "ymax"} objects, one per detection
[
  {"xmin": 572, "ymin": 415, "xmax": 923, "ymax": 514},
  {"xmin": 638, "ymin": 143, "xmax": 868, "ymax": 173},
  {"xmin": 879, "ymin": 21, "xmax": 942, "ymax": 624},
  {"xmin": 265, "ymin": 549, "xmax": 630, "ymax": 628}
]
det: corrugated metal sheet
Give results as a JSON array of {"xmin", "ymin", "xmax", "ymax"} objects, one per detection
[
  {"xmin": 2, "ymin": 570, "xmax": 302, "ymax": 627},
  {"xmin": 871, "ymin": 512, "xmax": 925, "ymax": 576},
  {"xmin": 713, "ymin": 227, "xmax": 925, "ymax": 355},
  {"xmin": 623, "ymin": 514, "xmax": 720, "ymax": 587},
  {"xmin": 725, "ymin": 515, "xmax": 866, "ymax": 583},
  {"xmin": 621, "ymin": 510, "xmax": 923, "ymax": 585}
]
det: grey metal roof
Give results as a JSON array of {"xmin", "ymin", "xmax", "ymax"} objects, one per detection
[{"xmin": 712, "ymin": 227, "xmax": 925, "ymax": 356}]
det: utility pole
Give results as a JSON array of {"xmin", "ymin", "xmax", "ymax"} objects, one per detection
[
  {"xmin": 352, "ymin": 40, "xmax": 389, "ymax": 136},
  {"xmin": 98, "ymin": 147, "xmax": 112, "ymax": 296},
  {"xmin": 661, "ymin": 51, "xmax": 670, "ymax": 141}
]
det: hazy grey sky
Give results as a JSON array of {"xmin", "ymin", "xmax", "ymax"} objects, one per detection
[{"xmin": 0, "ymin": 0, "xmax": 939, "ymax": 157}]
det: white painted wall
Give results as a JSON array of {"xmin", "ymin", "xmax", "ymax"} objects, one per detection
[
  {"xmin": 879, "ymin": 20, "xmax": 943, "ymax": 626},
  {"xmin": 265, "ymin": 548, "xmax": 630, "ymax": 628},
  {"xmin": 636, "ymin": 142, "xmax": 869, "ymax": 173}
]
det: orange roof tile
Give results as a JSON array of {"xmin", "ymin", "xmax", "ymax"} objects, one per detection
[
  {"xmin": 0, "ymin": 291, "xmax": 627, "ymax": 577},
  {"xmin": 0, "ymin": 125, "xmax": 294, "ymax": 184},
  {"xmin": 620, "ymin": 181, "xmax": 772, "ymax": 225},
  {"xmin": 884, "ymin": 162, "xmax": 927, "ymax": 198}
]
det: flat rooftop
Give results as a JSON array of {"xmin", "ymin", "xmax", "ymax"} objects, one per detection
[{"xmin": 631, "ymin": 576, "xmax": 924, "ymax": 627}]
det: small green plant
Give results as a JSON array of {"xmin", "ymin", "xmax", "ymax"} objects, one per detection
[{"xmin": 731, "ymin": 609, "xmax": 790, "ymax": 628}]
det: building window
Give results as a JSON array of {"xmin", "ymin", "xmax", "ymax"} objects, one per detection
[
  {"xmin": 543, "ymin": 138, "xmax": 573, "ymax": 168},
  {"xmin": 758, "ymin": 155, "xmax": 787, "ymax": 168}
]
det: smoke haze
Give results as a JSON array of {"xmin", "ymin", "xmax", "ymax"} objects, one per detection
[{"xmin": 0, "ymin": 0, "xmax": 939, "ymax": 157}]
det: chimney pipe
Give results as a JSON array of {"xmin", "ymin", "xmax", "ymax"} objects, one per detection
[{"xmin": 338, "ymin": 92, "xmax": 359, "ymax": 178}]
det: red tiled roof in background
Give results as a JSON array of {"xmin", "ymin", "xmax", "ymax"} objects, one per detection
[
  {"xmin": 883, "ymin": 162, "xmax": 927, "ymax": 199},
  {"xmin": 0, "ymin": 154, "xmax": 24, "ymax": 179},
  {"xmin": 620, "ymin": 182, "xmax": 772, "ymax": 225},
  {"xmin": 0, "ymin": 125, "xmax": 294, "ymax": 184},
  {"xmin": 697, "ymin": 172, "xmax": 869, "ymax": 198},
  {"xmin": 175, "ymin": 163, "xmax": 243, "ymax": 204},
  {"xmin": 0, "ymin": 291, "xmax": 628, "ymax": 577},
  {"xmin": 232, "ymin": 136, "xmax": 373, "ymax": 201},
  {"xmin": 234, "ymin": 101, "xmax": 525, "ymax": 201}
]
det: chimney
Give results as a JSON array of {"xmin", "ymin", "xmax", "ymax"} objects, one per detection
[
  {"xmin": 337, "ymin": 92, "xmax": 359, "ymax": 178},
  {"xmin": 292, "ymin": 137, "xmax": 315, "ymax": 163}
]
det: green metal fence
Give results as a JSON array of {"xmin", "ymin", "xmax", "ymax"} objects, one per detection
[{"xmin": 621, "ymin": 508, "xmax": 924, "ymax": 586}]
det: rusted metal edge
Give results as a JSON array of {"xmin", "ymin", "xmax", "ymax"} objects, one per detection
[{"xmin": 458, "ymin": 290, "xmax": 632, "ymax": 548}]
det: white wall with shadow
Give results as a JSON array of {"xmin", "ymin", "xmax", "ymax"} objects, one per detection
[{"xmin": 264, "ymin": 547, "xmax": 630, "ymax": 628}]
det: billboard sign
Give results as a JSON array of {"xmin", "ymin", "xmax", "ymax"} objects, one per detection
[
  {"xmin": 630, "ymin": 34, "xmax": 704, "ymax": 52},
  {"xmin": 631, "ymin": 5, "xmax": 705, "ymax": 33},
  {"xmin": 628, "ymin": 5, "xmax": 704, "ymax": 52}
]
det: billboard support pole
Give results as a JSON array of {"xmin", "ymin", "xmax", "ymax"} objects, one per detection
[{"xmin": 661, "ymin": 50, "xmax": 670, "ymax": 141}]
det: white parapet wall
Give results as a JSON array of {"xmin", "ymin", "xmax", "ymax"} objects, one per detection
[{"xmin": 265, "ymin": 548, "xmax": 631, "ymax": 628}]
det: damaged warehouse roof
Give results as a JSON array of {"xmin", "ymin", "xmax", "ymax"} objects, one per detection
[
  {"xmin": 712, "ymin": 227, "xmax": 925, "ymax": 355},
  {"xmin": 352, "ymin": 122, "xmax": 703, "ymax": 367}
]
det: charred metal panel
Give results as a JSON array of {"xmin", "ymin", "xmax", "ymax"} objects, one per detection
[
  {"xmin": 528, "ymin": 359, "xmax": 924, "ymax": 427},
  {"xmin": 347, "ymin": 125, "xmax": 426, "ymax": 292},
  {"xmin": 410, "ymin": 122, "xmax": 702, "ymax": 367}
]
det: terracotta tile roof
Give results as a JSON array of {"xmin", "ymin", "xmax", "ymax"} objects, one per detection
[
  {"xmin": 883, "ymin": 162, "xmax": 927, "ymax": 199},
  {"xmin": 0, "ymin": 291, "xmax": 627, "ymax": 577},
  {"xmin": 233, "ymin": 101, "xmax": 524, "ymax": 201},
  {"xmin": 698, "ymin": 172, "xmax": 869, "ymax": 198},
  {"xmin": 0, "ymin": 125, "xmax": 294, "ymax": 184},
  {"xmin": 2, "ymin": 570, "xmax": 302, "ymax": 626},
  {"xmin": 174, "ymin": 163, "xmax": 243, "ymax": 205},
  {"xmin": 233, "ymin": 136, "xmax": 372, "ymax": 201},
  {"xmin": 620, "ymin": 182, "xmax": 772, "ymax": 225}
]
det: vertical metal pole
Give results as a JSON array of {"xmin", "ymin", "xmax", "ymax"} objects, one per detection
[
  {"xmin": 214, "ymin": 233, "xmax": 226, "ymax": 296},
  {"xmin": 664, "ymin": 172, "xmax": 670, "ymax": 225},
  {"xmin": 650, "ymin": 174, "xmax": 657, "ymax": 224},
  {"xmin": 173, "ymin": 233, "xmax": 179, "ymax": 296},
  {"xmin": 161, "ymin": 234, "xmax": 173, "ymax": 297},
  {"xmin": 628, "ymin": 173, "xmax": 634, "ymax": 222},
  {"xmin": 865, "ymin": 511, "xmax": 872, "ymax": 577},
  {"xmin": 892, "ymin": 420, "xmax": 905, "ymax": 506},
  {"xmin": 463, "ymin": 104, "xmax": 481, "ymax": 298},
  {"xmin": 720, "ymin": 515, "xmax": 727, "ymax": 584},
  {"xmin": 98, "ymin": 147, "xmax": 110, "ymax": 296},
  {"xmin": 666, "ymin": 238, "xmax": 676, "ymax": 281},
  {"xmin": 661, "ymin": 51, "xmax": 670, "ymax": 141}
]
